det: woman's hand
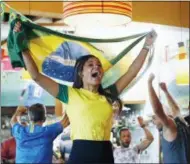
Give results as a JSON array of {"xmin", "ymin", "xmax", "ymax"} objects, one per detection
[
  {"xmin": 148, "ymin": 73, "xmax": 155, "ymax": 84},
  {"xmin": 144, "ymin": 30, "xmax": 157, "ymax": 47},
  {"xmin": 13, "ymin": 21, "xmax": 22, "ymax": 32}
]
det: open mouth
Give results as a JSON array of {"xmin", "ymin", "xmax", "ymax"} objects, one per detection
[{"xmin": 91, "ymin": 72, "xmax": 99, "ymax": 78}]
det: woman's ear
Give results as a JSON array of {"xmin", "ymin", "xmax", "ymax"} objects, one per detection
[{"xmin": 78, "ymin": 72, "xmax": 83, "ymax": 78}]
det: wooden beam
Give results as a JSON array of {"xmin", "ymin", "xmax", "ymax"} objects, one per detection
[
  {"xmin": 52, "ymin": 18, "xmax": 62, "ymax": 23},
  {"xmin": 28, "ymin": 16, "xmax": 41, "ymax": 22},
  {"xmin": 123, "ymin": 100, "xmax": 146, "ymax": 105},
  {"xmin": 3, "ymin": 2, "xmax": 189, "ymax": 28},
  {"xmin": 133, "ymin": 2, "xmax": 189, "ymax": 28}
]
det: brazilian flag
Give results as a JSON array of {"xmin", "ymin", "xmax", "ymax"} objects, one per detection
[
  {"xmin": 0, "ymin": 2, "xmax": 4, "ymax": 16},
  {"xmin": 6, "ymin": 6, "xmax": 154, "ymax": 90}
]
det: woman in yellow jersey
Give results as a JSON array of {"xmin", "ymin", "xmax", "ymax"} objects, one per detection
[{"xmin": 14, "ymin": 21, "xmax": 157, "ymax": 163}]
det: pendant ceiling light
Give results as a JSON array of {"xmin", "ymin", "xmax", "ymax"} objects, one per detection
[{"xmin": 63, "ymin": 1, "xmax": 132, "ymax": 28}]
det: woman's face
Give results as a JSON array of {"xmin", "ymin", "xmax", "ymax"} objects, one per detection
[{"xmin": 81, "ymin": 57, "xmax": 104, "ymax": 86}]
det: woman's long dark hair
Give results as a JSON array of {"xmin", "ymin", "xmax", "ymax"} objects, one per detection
[
  {"xmin": 73, "ymin": 55, "xmax": 120, "ymax": 105},
  {"xmin": 73, "ymin": 55, "xmax": 94, "ymax": 89}
]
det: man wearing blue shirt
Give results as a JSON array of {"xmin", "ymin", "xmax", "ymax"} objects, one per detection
[{"xmin": 10, "ymin": 104, "xmax": 66, "ymax": 163}]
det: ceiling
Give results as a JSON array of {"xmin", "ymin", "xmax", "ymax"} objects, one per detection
[{"xmin": 3, "ymin": 1, "xmax": 189, "ymax": 28}]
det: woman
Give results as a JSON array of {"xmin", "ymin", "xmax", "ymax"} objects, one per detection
[{"xmin": 13, "ymin": 21, "xmax": 157, "ymax": 163}]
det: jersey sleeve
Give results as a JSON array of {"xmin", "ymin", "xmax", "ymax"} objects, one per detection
[
  {"xmin": 12, "ymin": 123, "xmax": 24, "ymax": 139},
  {"xmin": 56, "ymin": 84, "xmax": 69, "ymax": 104},
  {"xmin": 45, "ymin": 122, "xmax": 63, "ymax": 140}
]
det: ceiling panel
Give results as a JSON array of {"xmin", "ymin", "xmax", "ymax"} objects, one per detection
[{"xmin": 4, "ymin": 1, "xmax": 189, "ymax": 27}]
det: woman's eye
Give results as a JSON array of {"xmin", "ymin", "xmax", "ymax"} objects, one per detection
[
  {"xmin": 88, "ymin": 64, "xmax": 93, "ymax": 67},
  {"xmin": 96, "ymin": 64, "xmax": 102, "ymax": 68}
]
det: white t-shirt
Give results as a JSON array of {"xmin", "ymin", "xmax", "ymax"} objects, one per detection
[{"xmin": 114, "ymin": 146, "xmax": 140, "ymax": 163}]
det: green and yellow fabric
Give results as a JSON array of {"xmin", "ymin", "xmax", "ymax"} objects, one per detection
[{"xmin": 3, "ymin": 2, "xmax": 154, "ymax": 91}]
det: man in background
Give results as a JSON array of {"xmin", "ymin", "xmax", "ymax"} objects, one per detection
[
  {"xmin": 159, "ymin": 82, "xmax": 189, "ymax": 125},
  {"xmin": 10, "ymin": 104, "xmax": 67, "ymax": 163},
  {"xmin": 113, "ymin": 116, "xmax": 154, "ymax": 163},
  {"xmin": 148, "ymin": 74, "xmax": 190, "ymax": 163}
]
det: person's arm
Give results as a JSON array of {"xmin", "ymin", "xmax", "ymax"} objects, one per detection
[
  {"xmin": 22, "ymin": 49, "xmax": 59, "ymax": 97},
  {"xmin": 159, "ymin": 82, "xmax": 180, "ymax": 118},
  {"xmin": 10, "ymin": 106, "xmax": 27, "ymax": 126},
  {"xmin": 45, "ymin": 116, "xmax": 68, "ymax": 140},
  {"xmin": 14, "ymin": 22, "xmax": 59, "ymax": 98},
  {"xmin": 148, "ymin": 74, "xmax": 177, "ymax": 141},
  {"xmin": 58, "ymin": 114, "xmax": 70, "ymax": 128},
  {"xmin": 115, "ymin": 30, "xmax": 157, "ymax": 94},
  {"xmin": 148, "ymin": 74, "xmax": 171, "ymax": 127},
  {"xmin": 135, "ymin": 117, "xmax": 154, "ymax": 153}
]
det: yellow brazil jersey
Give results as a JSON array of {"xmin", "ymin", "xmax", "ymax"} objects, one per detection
[{"xmin": 56, "ymin": 84, "xmax": 118, "ymax": 141}]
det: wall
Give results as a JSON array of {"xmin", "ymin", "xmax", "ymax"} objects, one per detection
[{"xmin": 1, "ymin": 71, "xmax": 55, "ymax": 106}]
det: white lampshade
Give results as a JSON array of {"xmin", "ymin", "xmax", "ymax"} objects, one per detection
[{"xmin": 63, "ymin": 1, "xmax": 132, "ymax": 28}]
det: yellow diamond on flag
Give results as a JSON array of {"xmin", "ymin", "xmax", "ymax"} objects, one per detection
[{"xmin": 21, "ymin": 69, "xmax": 31, "ymax": 79}]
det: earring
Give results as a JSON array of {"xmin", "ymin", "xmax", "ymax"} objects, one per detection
[{"xmin": 78, "ymin": 72, "xmax": 83, "ymax": 78}]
